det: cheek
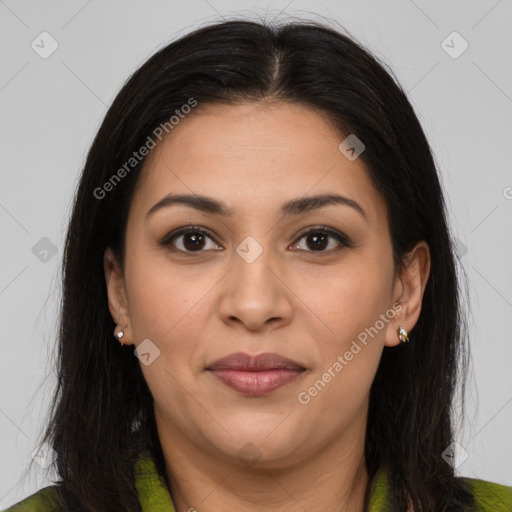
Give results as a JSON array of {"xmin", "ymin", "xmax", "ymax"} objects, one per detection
[
  {"xmin": 123, "ymin": 252, "xmax": 214, "ymax": 418},
  {"xmin": 294, "ymin": 254, "xmax": 394, "ymax": 410},
  {"xmin": 124, "ymin": 249, "xmax": 216, "ymax": 342},
  {"xmin": 296, "ymin": 259, "xmax": 393, "ymax": 344}
]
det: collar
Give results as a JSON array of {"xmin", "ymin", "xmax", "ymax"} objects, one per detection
[{"xmin": 134, "ymin": 449, "xmax": 391, "ymax": 511}]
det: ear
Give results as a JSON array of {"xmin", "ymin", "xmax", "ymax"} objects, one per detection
[
  {"xmin": 384, "ymin": 241, "xmax": 431, "ymax": 347},
  {"xmin": 104, "ymin": 247, "xmax": 133, "ymax": 345}
]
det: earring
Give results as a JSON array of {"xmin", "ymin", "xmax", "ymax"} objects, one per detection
[
  {"xmin": 115, "ymin": 328, "xmax": 125, "ymax": 345},
  {"xmin": 398, "ymin": 326, "xmax": 409, "ymax": 343}
]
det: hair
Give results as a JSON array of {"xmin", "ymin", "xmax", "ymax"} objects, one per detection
[{"xmin": 29, "ymin": 17, "xmax": 472, "ymax": 511}]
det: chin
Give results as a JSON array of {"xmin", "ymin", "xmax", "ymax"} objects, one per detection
[{"xmin": 204, "ymin": 425, "xmax": 307, "ymax": 467}]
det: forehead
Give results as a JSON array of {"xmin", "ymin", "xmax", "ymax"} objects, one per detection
[{"xmin": 130, "ymin": 101, "xmax": 385, "ymax": 223}]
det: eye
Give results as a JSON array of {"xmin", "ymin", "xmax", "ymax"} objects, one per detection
[
  {"xmin": 161, "ymin": 225, "xmax": 352, "ymax": 254},
  {"xmin": 289, "ymin": 226, "xmax": 352, "ymax": 253},
  {"xmin": 161, "ymin": 226, "xmax": 223, "ymax": 253}
]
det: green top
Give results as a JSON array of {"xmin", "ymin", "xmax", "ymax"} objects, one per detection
[{"xmin": 4, "ymin": 449, "xmax": 512, "ymax": 511}]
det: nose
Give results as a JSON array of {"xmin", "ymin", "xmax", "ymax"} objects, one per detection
[{"xmin": 218, "ymin": 247, "xmax": 293, "ymax": 332}]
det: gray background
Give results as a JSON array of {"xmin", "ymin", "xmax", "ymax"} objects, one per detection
[{"xmin": 1, "ymin": 0, "xmax": 511, "ymax": 508}]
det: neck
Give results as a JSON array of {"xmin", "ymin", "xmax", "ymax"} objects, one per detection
[{"xmin": 156, "ymin": 410, "xmax": 370, "ymax": 512}]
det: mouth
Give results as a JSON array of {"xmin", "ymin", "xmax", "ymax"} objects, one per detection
[{"xmin": 206, "ymin": 352, "xmax": 307, "ymax": 396}]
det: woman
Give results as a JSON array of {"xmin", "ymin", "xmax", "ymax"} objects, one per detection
[{"xmin": 5, "ymin": 18, "xmax": 511, "ymax": 512}]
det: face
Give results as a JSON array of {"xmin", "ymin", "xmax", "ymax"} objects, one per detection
[{"xmin": 104, "ymin": 101, "xmax": 428, "ymax": 470}]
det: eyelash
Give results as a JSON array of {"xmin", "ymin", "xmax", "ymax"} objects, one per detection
[{"xmin": 160, "ymin": 225, "xmax": 353, "ymax": 254}]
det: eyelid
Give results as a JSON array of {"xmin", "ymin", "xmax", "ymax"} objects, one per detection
[{"xmin": 159, "ymin": 225, "xmax": 219, "ymax": 247}]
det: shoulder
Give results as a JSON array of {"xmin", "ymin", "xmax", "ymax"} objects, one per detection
[
  {"xmin": 2, "ymin": 484, "xmax": 65, "ymax": 511},
  {"xmin": 458, "ymin": 476, "xmax": 512, "ymax": 511}
]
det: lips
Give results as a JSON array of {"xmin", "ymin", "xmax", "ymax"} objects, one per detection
[
  {"xmin": 206, "ymin": 352, "xmax": 306, "ymax": 371},
  {"xmin": 206, "ymin": 352, "xmax": 306, "ymax": 396}
]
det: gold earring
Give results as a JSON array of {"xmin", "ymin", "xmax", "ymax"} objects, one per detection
[{"xmin": 398, "ymin": 326, "xmax": 409, "ymax": 343}]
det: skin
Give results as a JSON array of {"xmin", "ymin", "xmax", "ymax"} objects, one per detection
[{"xmin": 104, "ymin": 101, "xmax": 430, "ymax": 512}]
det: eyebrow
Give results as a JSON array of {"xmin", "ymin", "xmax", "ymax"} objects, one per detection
[{"xmin": 146, "ymin": 193, "xmax": 367, "ymax": 221}]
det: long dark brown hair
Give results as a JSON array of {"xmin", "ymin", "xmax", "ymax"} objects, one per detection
[{"xmin": 27, "ymin": 18, "xmax": 472, "ymax": 511}]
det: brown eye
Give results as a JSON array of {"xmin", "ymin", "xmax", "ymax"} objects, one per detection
[
  {"xmin": 304, "ymin": 232, "xmax": 329, "ymax": 251},
  {"xmin": 290, "ymin": 227, "xmax": 352, "ymax": 253},
  {"xmin": 162, "ymin": 227, "xmax": 223, "ymax": 253},
  {"xmin": 180, "ymin": 232, "xmax": 207, "ymax": 251}
]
